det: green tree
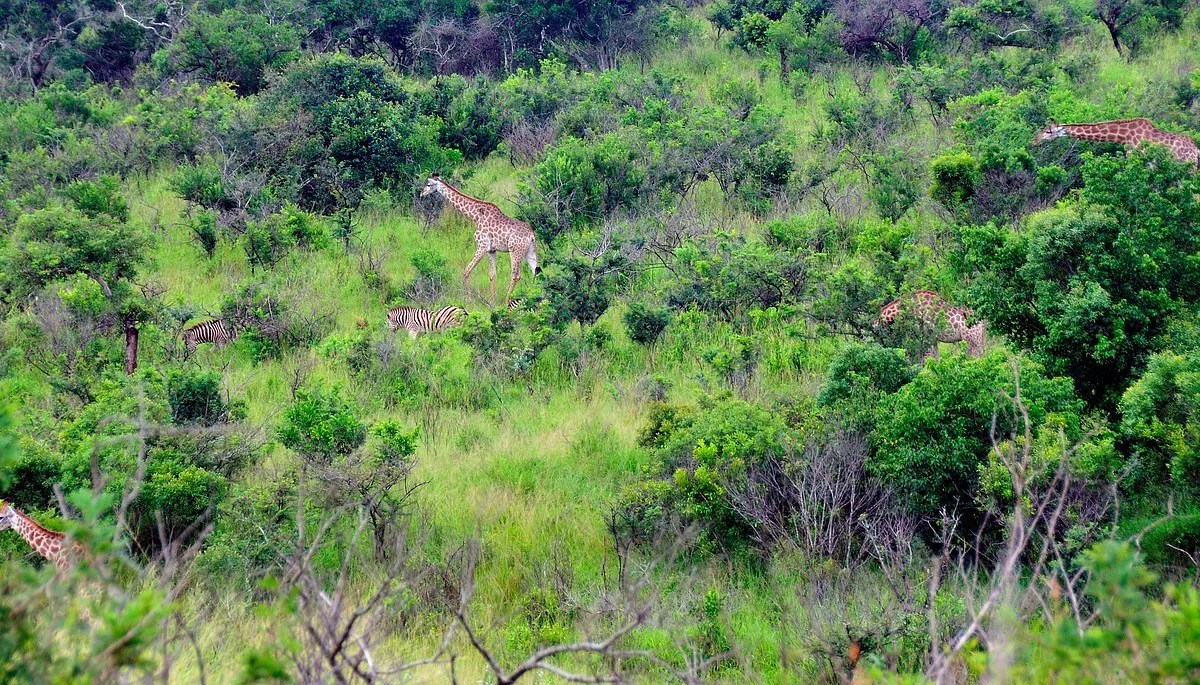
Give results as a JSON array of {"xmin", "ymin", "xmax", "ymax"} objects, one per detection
[
  {"xmin": 1, "ymin": 202, "xmax": 150, "ymax": 375},
  {"xmin": 870, "ymin": 352, "xmax": 1084, "ymax": 517},
  {"xmin": 172, "ymin": 11, "xmax": 300, "ymax": 94},
  {"xmin": 1119, "ymin": 349, "xmax": 1200, "ymax": 493},
  {"xmin": 963, "ymin": 148, "xmax": 1200, "ymax": 406},
  {"xmin": 277, "ymin": 387, "xmax": 367, "ymax": 463}
]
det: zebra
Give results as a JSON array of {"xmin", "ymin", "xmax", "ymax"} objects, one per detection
[
  {"xmin": 183, "ymin": 319, "xmax": 238, "ymax": 355},
  {"xmin": 386, "ymin": 305, "xmax": 466, "ymax": 339}
]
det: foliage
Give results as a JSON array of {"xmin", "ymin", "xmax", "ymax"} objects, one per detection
[
  {"xmin": 1119, "ymin": 349, "xmax": 1200, "ymax": 493},
  {"xmin": 170, "ymin": 10, "xmax": 301, "ymax": 95},
  {"xmin": 818, "ymin": 342, "xmax": 916, "ymax": 429},
  {"xmin": 622, "ymin": 397, "xmax": 790, "ymax": 551},
  {"xmin": 962, "ymin": 149, "xmax": 1200, "ymax": 407},
  {"xmin": 870, "ymin": 352, "xmax": 1086, "ymax": 517},
  {"xmin": 623, "ymin": 301, "xmax": 672, "ymax": 345},
  {"xmin": 167, "ymin": 368, "xmax": 234, "ymax": 426},
  {"xmin": 277, "ymin": 386, "xmax": 367, "ymax": 463}
]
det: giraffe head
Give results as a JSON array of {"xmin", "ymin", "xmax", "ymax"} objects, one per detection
[
  {"xmin": 1034, "ymin": 122, "xmax": 1067, "ymax": 145},
  {"xmin": 420, "ymin": 174, "xmax": 448, "ymax": 198},
  {"xmin": 0, "ymin": 501, "xmax": 14, "ymax": 532}
]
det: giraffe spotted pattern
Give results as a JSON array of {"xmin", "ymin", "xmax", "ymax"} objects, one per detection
[
  {"xmin": 420, "ymin": 174, "xmax": 542, "ymax": 303},
  {"xmin": 1035, "ymin": 118, "xmax": 1199, "ymax": 164},
  {"xmin": 0, "ymin": 501, "xmax": 79, "ymax": 569},
  {"xmin": 878, "ymin": 290, "xmax": 986, "ymax": 360}
]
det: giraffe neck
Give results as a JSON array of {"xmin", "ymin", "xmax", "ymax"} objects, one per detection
[
  {"xmin": 1061, "ymin": 120, "xmax": 1152, "ymax": 145},
  {"xmin": 10, "ymin": 508, "xmax": 69, "ymax": 568},
  {"xmin": 439, "ymin": 182, "xmax": 495, "ymax": 226}
]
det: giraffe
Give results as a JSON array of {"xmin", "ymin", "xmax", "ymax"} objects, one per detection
[
  {"xmin": 1034, "ymin": 118, "xmax": 1199, "ymax": 164},
  {"xmin": 878, "ymin": 290, "xmax": 986, "ymax": 360},
  {"xmin": 0, "ymin": 500, "xmax": 77, "ymax": 569},
  {"xmin": 420, "ymin": 174, "xmax": 542, "ymax": 304}
]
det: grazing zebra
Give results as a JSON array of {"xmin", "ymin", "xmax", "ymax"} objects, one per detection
[
  {"xmin": 183, "ymin": 319, "xmax": 238, "ymax": 355},
  {"xmin": 386, "ymin": 305, "xmax": 466, "ymax": 339}
]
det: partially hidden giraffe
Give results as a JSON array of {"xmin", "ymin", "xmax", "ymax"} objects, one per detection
[
  {"xmin": 1034, "ymin": 118, "xmax": 1199, "ymax": 164},
  {"xmin": 0, "ymin": 500, "xmax": 78, "ymax": 569},
  {"xmin": 878, "ymin": 290, "xmax": 986, "ymax": 360},
  {"xmin": 420, "ymin": 174, "xmax": 542, "ymax": 304}
]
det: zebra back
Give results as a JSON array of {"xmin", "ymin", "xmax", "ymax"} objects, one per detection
[
  {"xmin": 431, "ymin": 306, "xmax": 466, "ymax": 331},
  {"xmin": 387, "ymin": 306, "xmax": 431, "ymax": 334},
  {"xmin": 183, "ymin": 319, "xmax": 236, "ymax": 353}
]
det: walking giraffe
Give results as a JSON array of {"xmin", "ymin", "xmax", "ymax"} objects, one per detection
[
  {"xmin": 879, "ymin": 290, "xmax": 986, "ymax": 361},
  {"xmin": 0, "ymin": 501, "xmax": 79, "ymax": 569},
  {"xmin": 1034, "ymin": 118, "xmax": 1199, "ymax": 164},
  {"xmin": 420, "ymin": 174, "xmax": 542, "ymax": 304}
]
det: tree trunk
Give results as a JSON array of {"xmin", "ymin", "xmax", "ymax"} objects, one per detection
[
  {"xmin": 779, "ymin": 46, "xmax": 791, "ymax": 82},
  {"xmin": 124, "ymin": 317, "xmax": 139, "ymax": 375},
  {"xmin": 1103, "ymin": 20, "xmax": 1124, "ymax": 56}
]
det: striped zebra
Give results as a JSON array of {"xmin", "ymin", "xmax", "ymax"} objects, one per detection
[
  {"xmin": 183, "ymin": 319, "xmax": 237, "ymax": 355},
  {"xmin": 386, "ymin": 305, "xmax": 466, "ymax": 339}
]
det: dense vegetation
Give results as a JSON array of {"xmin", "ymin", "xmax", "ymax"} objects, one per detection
[{"xmin": 2, "ymin": 0, "xmax": 1200, "ymax": 680}]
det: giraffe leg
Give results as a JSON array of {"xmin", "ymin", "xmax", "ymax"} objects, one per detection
[
  {"xmin": 508, "ymin": 250, "xmax": 522, "ymax": 297},
  {"xmin": 488, "ymin": 252, "xmax": 498, "ymax": 306},
  {"xmin": 464, "ymin": 248, "xmax": 486, "ymax": 297}
]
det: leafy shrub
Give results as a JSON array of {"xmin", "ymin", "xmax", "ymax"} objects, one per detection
[
  {"xmin": 621, "ymin": 397, "xmax": 789, "ymax": 551},
  {"xmin": 167, "ymin": 368, "xmax": 231, "ymax": 426},
  {"xmin": 962, "ymin": 149, "xmax": 1200, "ymax": 407},
  {"xmin": 870, "ymin": 352, "xmax": 1087, "ymax": 517},
  {"xmin": 171, "ymin": 162, "xmax": 230, "ymax": 210},
  {"xmin": 818, "ymin": 342, "xmax": 916, "ymax": 429},
  {"xmin": 667, "ymin": 235, "xmax": 807, "ymax": 319},
  {"xmin": 404, "ymin": 247, "xmax": 451, "ymax": 304},
  {"xmin": 278, "ymin": 204, "xmax": 328, "ymax": 250},
  {"xmin": 542, "ymin": 254, "xmax": 624, "ymax": 328},
  {"xmin": 277, "ymin": 386, "xmax": 366, "ymax": 463},
  {"xmin": 623, "ymin": 301, "xmax": 672, "ymax": 345},
  {"xmin": 930, "ymin": 151, "xmax": 980, "ymax": 206},
  {"xmin": 1119, "ymin": 349, "xmax": 1200, "ymax": 494},
  {"xmin": 62, "ymin": 176, "xmax": 129, "ymax": 221},
  {"xmin": 188, "ymin": 210, "xmax": 219, "ymax": 257},
  {"xmin": 244, "ymin": 217, "xmax": 293, "ymax": 270},
  {"xmin": 171, "ymin": 10, "xmax": 300, "ymax": 94}
]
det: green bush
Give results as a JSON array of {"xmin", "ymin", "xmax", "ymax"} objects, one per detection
[
  {"xmin": 278, "ymin": 204, "xmax": 328, "ymax": 250},
  {"xmin": 930, "ymin": 151, "xmax": 980, "ymax": 206},
  {"xmin": 277, "ymin": 386, "xmax": 367, "ymax": 463},
  {"xmin": 623, "ymin": 301, "xmax": 672, "ymax": 345},
  {"xmin": 870, "ymin": 352, "xmax": 1085, "ymax": 517},
  {"xmin": 962, "ymin": 149, "xmax": 1200, "ymax": 407},
  {"xmin": 1119, "ymin": 349, "xmax": 1200, "ymax": 493},
  {"xmin": 188, "ymin": 210, "xmax": 219, "ymax": 258},
  {"xmin": 244, "ymin": 216, "xmax": 293, "ymax": 270},
  {"xmin": 621, "ymin": 397, "xmax": 790, "ymax": 551},
  {"xmin": 62, "ymin": 175, "xmax": 128, "ymax": 221},
  {"xmin": 167, "ymin": 368, "xmax": 230, "ymax": 426},
  {"xmin": 818, "ymin": 342, "xmax": 915, "ymax": 429},
  {"xmin": 171, "ymin": 10, "xmax": 300, "ymax": 94}
]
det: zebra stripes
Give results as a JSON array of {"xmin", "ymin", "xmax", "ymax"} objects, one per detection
[
  {"xmin": 387, "ymin": 305, "xmax": 466, "ymax": 338},
  {"xmin": 183, "ymin": 319, "xmax": 237, "ymax": 354}
]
